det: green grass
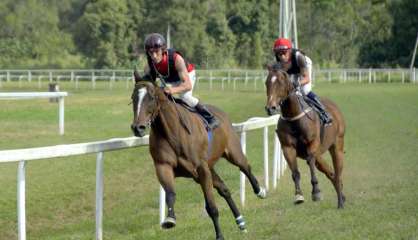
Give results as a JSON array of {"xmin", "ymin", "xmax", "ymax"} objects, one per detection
[{"xmin": 0, "ymin": 82, "xmax": 417, "ymax": 240}]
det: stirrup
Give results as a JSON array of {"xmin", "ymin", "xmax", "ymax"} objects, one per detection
[{"xmin": 207, "ymin": 118, "xmax": 220, "ymax": 129}]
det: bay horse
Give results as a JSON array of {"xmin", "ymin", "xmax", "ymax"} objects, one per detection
[
  {"xmin": 264, "ymin": 63, "xmax": 346, "ymax": 209},
  {"xmin": 130, "ymin": 80, "xmax": 266, "ymax": 240}
]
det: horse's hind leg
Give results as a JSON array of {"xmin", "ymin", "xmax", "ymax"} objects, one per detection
[
  {"xmin": 211, "ymin": 169, "xmax": 247, "ymax": 232},
  {"xmin": 155, "ymin": 163, "xmax": 177, "ymax": 228},
  {"xmin": 197, "ymin": 163, "xmax": 224, "ymax": 240},
  {"xmin": 329, "ymin": 138, "xmax": 345, "ymax": 209},
  {"xmin": 224, "ymin": 138, "xmax": 266, "ymax": 198},
  {"xmin": 282, "ymin": 146, "xmax": 304, "ymax": 204}
]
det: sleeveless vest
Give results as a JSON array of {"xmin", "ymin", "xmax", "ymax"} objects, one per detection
[{"xmin": 147, "ymin": 48, "xmax": 189, "ymax": 84}]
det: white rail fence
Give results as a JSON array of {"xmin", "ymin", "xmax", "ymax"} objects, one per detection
[
  {"xmin": 0, "ymin": 68, "xmax": 416, "ymax": 91},
  {"xmin": 0, "ymin": 115, "xmax": 285, "ymax": 240},
  {"xmin": 0, "ymin": 92, "xmax": 68, "ymax": 135}
]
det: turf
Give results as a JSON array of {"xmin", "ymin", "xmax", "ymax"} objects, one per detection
[{"xmin": 0, "ymin": 81, "xmax": 417, "ymax": 240}]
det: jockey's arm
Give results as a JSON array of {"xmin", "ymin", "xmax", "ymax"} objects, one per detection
[
  {"xmin": 165, "ymin": 55, "xmax": 192, "ymax": 94},
  {"xmin": 297, "ymin": 54, "xmax": 310, "ymax": 86}
]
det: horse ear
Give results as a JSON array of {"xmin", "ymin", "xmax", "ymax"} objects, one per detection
[
  {"xmin": 133, "ymin": 70, "xmax": 142, "ymax": 83},
  {"xmin": 265, "ymin": 63, "xmax": 273, "ymax": 71}
]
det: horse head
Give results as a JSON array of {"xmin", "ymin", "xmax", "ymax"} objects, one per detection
[
  {"xmin": 130, "ymin": 80, "xmax": 161, "ymax": 137},
  {"xmin": 264, "ymin": 63, "xmax": 294, "ymax": 116}
]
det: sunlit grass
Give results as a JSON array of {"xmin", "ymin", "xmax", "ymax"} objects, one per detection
[{"xmin": 0, "ymin": 82, "xmax": 417, "ymax": 239}]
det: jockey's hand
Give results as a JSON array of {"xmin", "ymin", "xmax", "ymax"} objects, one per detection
[{"xmin": 164, "ymin": 87, "xmax": 174, "ymax": 95}]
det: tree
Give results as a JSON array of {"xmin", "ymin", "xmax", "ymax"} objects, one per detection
[{"xmin": 74, "ymin": 0, "xmax": 136, "ymax": 68}]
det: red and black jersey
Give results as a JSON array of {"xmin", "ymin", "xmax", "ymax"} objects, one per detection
[{"xmin": 147, "ymin": 49, "xmax": 194, "ymax": 84}]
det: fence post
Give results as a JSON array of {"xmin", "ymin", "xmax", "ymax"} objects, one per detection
[
  {"xmin": 328, "ymin": 71, "xmax": 331, "ymax": 83},
  {"xmin": 49, "ymin": 72, "xmax": 53, "ymax": 83},
  {"xmin": 7, "ymin": 71, "xmax": 10, "ymax": 82},
  {"xmin": 95, "ymin": 152, "xmax": 104, "ymax": 240},
  {"xmin": 92, "ymin": 71, "xmax": 96, "ymax": 89},
  {"xmin": 240, "ymin": 131, "xmax": 246, "ymax": 206},
  {"xmin": 273, "ymin": 135, "xmax": 279, "ymax": 189},
  {"xmin": 17, "ymin": 160, "xmax": 27, "ymax": 240},
  {"xmin": 263, "ymin": 126, "xmax": 269, "ymax": 191},
  {"xmin": 71, "ymin": 71, "xmax": 74, "ymax": 83},
  {"xmin": 59, "ymin": 96, "xmax": 65, "ymax": 135},
  {"xmin": 28, "ymin": 71, "xmax": 31, "ymax": 83}
]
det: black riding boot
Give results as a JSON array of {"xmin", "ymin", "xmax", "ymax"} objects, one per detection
[
  {"xmin": 195, "ymin": 103, "xmax": 220, "ymax": 129},
  {"xmin": 306, "ymin": 92, "xmax": 332, "ymax": 125}
]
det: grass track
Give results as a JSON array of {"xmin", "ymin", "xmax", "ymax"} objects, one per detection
[{"xmin": 0, "ymin": 82, "xmax": 417, "ymax": 239}]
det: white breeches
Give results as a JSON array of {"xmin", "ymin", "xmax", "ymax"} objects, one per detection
[{"xmin": 171, "ymin": 70, "xmax": 199, "ymax": 107}]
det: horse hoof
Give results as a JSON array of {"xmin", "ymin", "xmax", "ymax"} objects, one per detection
[
  {"xmin": 257, "ymin": 187, "xmax": 267, "ymax": 199},
  {"xmin": 312, "ymin": 192, "xmax": 322, "ymax": 202},
  {"xmin": 161, "ymin": 217, "xmax": 176, "ymax": 229},
  {"xmin": 216, "ymin": 236, "xmax": 225, "ymax": 240},
  {"xmin": 294, "ymin": 194, "xmax": 305, "ymax": 204}
]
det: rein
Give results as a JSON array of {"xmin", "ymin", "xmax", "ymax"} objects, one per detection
[{"xmin": 278, "ymin": 86, "xmax": 313, "ymax": 122}]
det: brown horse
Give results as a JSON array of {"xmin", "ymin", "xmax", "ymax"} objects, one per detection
[
  {"xmin": 264, "ymin": 64, "xmax": 346, "ymax": 209},
  {"xmin": 130, "ymin": 80, "xmax": 266, "ymax": 240}
]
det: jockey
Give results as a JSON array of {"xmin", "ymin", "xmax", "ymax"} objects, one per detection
[
  {"xmin": 273, "ymin": 37, "xmax": 332, "ymax": 125},
  {"xmin": 137, "ymin": 33, "xmax": 219, "ymax": 129}
]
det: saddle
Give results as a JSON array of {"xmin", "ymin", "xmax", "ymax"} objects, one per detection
[{"xmin": 166, "ymin": 94, "xmax": 211, "ymax": 131}]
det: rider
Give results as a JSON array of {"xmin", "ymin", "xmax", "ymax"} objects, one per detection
[
  {"xmin": 273, "ymin": 37, "xmax": 332, "ymax": 125},
  {"xmin": 135, "ymin": 33, "xmax": 219, "ymax": 129}
]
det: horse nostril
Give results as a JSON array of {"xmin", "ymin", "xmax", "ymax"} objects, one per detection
[{"xmin": 137, "ymin": 125, "xmax": 146, "ymax": 131}]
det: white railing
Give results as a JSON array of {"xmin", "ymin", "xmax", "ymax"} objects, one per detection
[
  {"xmin": 0, "ymin": 92, "xmax": 68, "ymax": 135},
  {"xmin": 0, "ymin": 115, "xmax": 285, "ymax": 240},
  {"xmin": 0, "ymin": 68, "xmax": 416, "ymax": 91}
]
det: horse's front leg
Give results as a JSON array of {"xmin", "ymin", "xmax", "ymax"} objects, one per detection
[
  {"xmin": 282, "ymin": 145, "xmax": 304, "ymax": 204},
  {"xmin": 306, "ymin": 155, "xmax": 322, "ymax": 201},
  {"xmin": 155, "ymin": 163, "xmax": 177, "ymax": 228}
]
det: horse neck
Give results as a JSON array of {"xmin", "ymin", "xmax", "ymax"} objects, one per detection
[
  {"xmin": 151, "ymin": 91, "xmax": 184, "ymax": 153},
  {"xmin": 281, "ymin": 92, "xmax": 304, "ymax": 119}
]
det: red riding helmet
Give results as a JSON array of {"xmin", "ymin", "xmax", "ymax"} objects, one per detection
[
  {"xmin": 273, "ymin": 38, "xmax": 292, "ymax": 51},
  {"xmin": 144, "ymin": 33, "xmax": 166, "ymax": 51}
]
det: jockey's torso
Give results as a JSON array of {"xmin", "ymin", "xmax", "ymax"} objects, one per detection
[
  {"xmin": 148, "ymin": 49, "xmax": 195, "ymax": 84},
  {"xmin": 277, "ymin": 49, "xmax": 307, "ymax": 75}
]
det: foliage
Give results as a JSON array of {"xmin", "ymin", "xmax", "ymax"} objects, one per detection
[{"xmin": 0, "ymin": 0, "xmax": 416, "ymax": 68}]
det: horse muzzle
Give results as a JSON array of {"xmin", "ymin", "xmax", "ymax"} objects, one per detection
[
  {"xmin": 265, "ymin": 106, "xmax": 279, "ymax": 116},
  {"xmin": 131, "ymin": 124, "xmax": 147, "ymax": 137}
]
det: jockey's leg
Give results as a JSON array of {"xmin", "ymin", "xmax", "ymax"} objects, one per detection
[
  {"xmin": 178, "ymin": 71, "xmax": 220, "ymax": 129},
  {"xmin": 194, "ymin": 103, "xmax": 220, "ymax": 129},
  {"xmin": 305, "ymin": 91, "xmax": 333, "ymax": 125}
]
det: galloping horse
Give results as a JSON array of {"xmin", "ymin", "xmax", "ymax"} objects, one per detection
[
  {"xmin": 265, "ymin": 64, "xmax": 346, "ymax": 209},
  {"xmin": 130, "ymin": 80, "xmax": 266, "ymax": 240}
]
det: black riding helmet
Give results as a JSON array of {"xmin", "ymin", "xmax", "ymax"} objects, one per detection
[{"xmin": 144, "ymin": 33, "xmax": 166, "ymax": 52}]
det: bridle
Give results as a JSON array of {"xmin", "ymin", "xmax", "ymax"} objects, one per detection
[
  {"xmin": 132, "ymin": 83, "xmax": 160, "ymax": 126},
  {"xmin": 270, "ymin": 70, "xmax": 313, "ymax": 122}
]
